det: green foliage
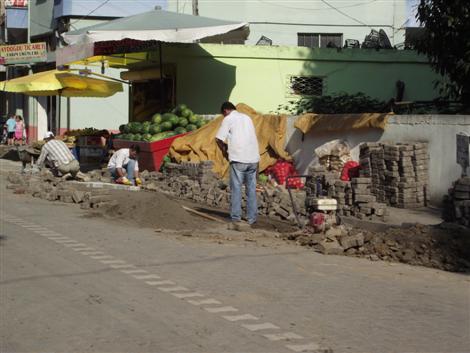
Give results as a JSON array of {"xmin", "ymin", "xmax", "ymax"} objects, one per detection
[
  {"xmin": 415, "ymin": 0, "xmax": 470, "ymax": 104},
  {"xmin": 277, "ymin": 93, "xmax": 388, "ymax": 114}
]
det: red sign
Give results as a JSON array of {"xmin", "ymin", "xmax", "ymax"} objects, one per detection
[{"xmin": 5, "ymin": 0, "xmax": 28, "ymax": 7}]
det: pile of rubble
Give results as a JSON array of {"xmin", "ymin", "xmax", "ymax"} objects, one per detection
[
  {"xmin": 288, "ymin": 223, "xmax": 470, "ymax": 272},
  {"xmin": 359, "ymin": 142, "xmax": 429, "ymax": 208},
  {"xmin": 143, "ymin": 161, "xmax": 308, "ymax": 222},
  {"xmin": 443, "ymin": 176, "xmax": 470, "ymax": 227},
  {"xmin": 6, "ymin": 171, "xmax": 116, "ymax": 209}
]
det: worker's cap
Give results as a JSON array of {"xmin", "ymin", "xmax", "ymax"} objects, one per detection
[{"xmin": 43, "ymin": 131, "xmax": 54, "ymax": 139}]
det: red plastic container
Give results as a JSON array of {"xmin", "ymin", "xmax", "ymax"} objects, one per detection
[{"xmin": 113, "ymin": 134, "xmax": 186, "ymax": 171}]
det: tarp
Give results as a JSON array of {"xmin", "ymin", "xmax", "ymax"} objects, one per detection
[
  {"xmin": 62, "ymin": 9, "xmax": 249, "ymax": 46},
  {"xmin": 0, "ymin": 69, "xmax": 123, "ymax": 97},
  {"xmin": 169, "ymin": 104, "xmax": 291, "ymax": 178},
  {"xmin": 294, "ymin": 113, "xmax": 390, "ymax": 134}
]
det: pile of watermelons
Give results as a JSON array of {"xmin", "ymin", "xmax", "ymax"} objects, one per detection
[{"xmin": 117, "ymin": 104, "xmax": 209, "ymax": 142}]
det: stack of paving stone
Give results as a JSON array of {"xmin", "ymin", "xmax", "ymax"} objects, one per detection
[
  {"xmin": 443, "ymin": 177, "xmax": 470, "ymax": 227},
  {"xmin": 359, "ymin": 142, "xmax": 429, "ymax": 209},
  {"xmin": 351, "ymin": 177, "xmax": 388, "ymax": 220}
]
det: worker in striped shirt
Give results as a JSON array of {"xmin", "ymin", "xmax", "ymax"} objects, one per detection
[{"xmin": 37, "ymin": 132, "xmax": 80, "ymax": 178}]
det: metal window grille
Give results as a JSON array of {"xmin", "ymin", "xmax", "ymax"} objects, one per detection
[
  {"xmin": 287, "ymin": 76, "xmax": 324, "ymax": 97},
  {"xmin": 298, "ymin": 33, "xmax": 343, "ymax": 48}
]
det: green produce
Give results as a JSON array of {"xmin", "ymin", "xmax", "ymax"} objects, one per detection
[
  {"xmin": 118, "ymin": 134, "xmax": 127, "ymax": 140},
  {"xmin": 160, "ymin": 121, "xmax": 173, "ymax": 131},
  {"xmin": 143, "ymin": 133, "xmax": 152, "ymax": 141},
  {"xmin": 174, "ymin": 127, "xmax": 187, "ymax": 135},
  {"xmin": 188, "ymin": 114, "xmax": 199, "ymax": 124},
  {"xmin": 123, "ymin": 124, "xmax": 131, "ymax": 133},
  {"xmin": 162, "ymin": 113, "xmax": 175, "ymax": 122},
  {"xmin": 174, "ymin": 104, "xmax": 187, "ymax": 115},
  {"xmin": 195, "ymin": 120, "xmax": 204, "ymax": 128},
  {"xmin": 151, "ymin": 113, "xmax": 162, "ymax": 124},
  {"xmin": 141, "ymin": 124, "xmax": 150, "ymax": 134},
  {"xmin": 180, "ymin": 108, "xmax": 192, "ymax": 118},
  {"xmin": 186, "ymin": 124, "xmax": 197, "ymax": 132},
  {"xmin": 130, "ymin": 122, "xmax": 143, "ymax": 134},
  {"xmin": 168, "ymin": 115, "xmax": 179, "ymax": 127},
  {"xmin": 127, "ymin": 133, "xmax": 135, "ymax": 141},
  {"xmin": 150, "ymin": 124, "xmax": 161, "ymax": 134},
  {"xmin": 142, "ymin": 121, "xmax": 151, "ymax": 127},
  {"xmin": 119, "ymin": 124, "xmax": 126, "ymax": 133},
  {"xmin": 133, "ymin": 133, "xmax": 142, "ymax": 141},
  {"xmin": 178, "ymin": 117, "xmax": 189, "ymax": 127}
]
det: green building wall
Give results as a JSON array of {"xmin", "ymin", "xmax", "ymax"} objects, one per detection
[{"xmin": 144, "ymin": 44, "xmax": 439, "ymax": 114}]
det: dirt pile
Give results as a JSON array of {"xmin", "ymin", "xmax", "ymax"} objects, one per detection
[
  {"xmin": 287, "ymin": 223, "xmax": 470, "ymax": 272},
  {"xmin": 96, "ymin": 190, "xmax": 208, "ymax": 230}
]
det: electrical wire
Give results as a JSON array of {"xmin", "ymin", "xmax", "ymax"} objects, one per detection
[
  {"xmin": 319, "ymin": 0, "xmax": 370, "ymax": 26},
  {"xmin": 69, "ymin": 0, "xmax": 113, "ymax": 26},
  {"xmin": 256, "ymin": 0, "xmax": 378, "ymax": 12}
]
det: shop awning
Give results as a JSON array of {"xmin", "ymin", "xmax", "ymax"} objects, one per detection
[
  {"xmin": 0, "ymin": 69, "xmax": 124, "ymax": 97},
  {"xmin": 57, "ymin": 9, "xmax": 249, "ymax": 65}
]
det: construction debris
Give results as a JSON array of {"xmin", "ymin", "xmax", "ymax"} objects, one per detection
[{"xmin": 443, "ymin": 176, "xmax": 470, "ymax": 228}]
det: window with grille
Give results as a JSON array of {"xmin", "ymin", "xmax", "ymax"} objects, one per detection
[
  {"xmin": 298, "ymin": 33, "xmax": 343, "ymax": 48},
  {"xmin": 287, "ymin": 76, "xmax": 324, "ymax": 96}
]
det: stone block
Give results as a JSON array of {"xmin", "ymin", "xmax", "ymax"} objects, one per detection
[{"xmin": 314, "ymin": 239, "xmax": 344, "ymax": 255}]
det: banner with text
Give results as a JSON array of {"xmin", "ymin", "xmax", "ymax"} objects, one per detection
[{"xmin": 0, "ymin": 42, "xmax": 47, "ymax": 65}]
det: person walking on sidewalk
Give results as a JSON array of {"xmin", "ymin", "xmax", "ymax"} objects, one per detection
[
  {"xmin": 5, "ymin": 115, "xmax": 16, "ymax": 146},
  {"xmin": 107, "ymin": 145, "xmax": 142, "ymax": 186},
  {"xmin": 37, "ymin": 132, "xmax": 80, "ymax": 178},
  {"xmin": 216, "ymin": 102, "xmax": 260, "ymax": 227}
]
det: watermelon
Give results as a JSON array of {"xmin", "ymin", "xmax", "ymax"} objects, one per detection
[
  {"xmin": 160, "ymin": 121, "xmax": 173, "ymax": 131},
  {"xmin": 195, "ymin": 120, "xmax": 204, "ymax": 128},
  {"xmin": 142, "ymin": 133, "xmax": 152, "ymax": 141},
  {"xmin": 168, "ymin": 115, "xmax": 179, "ymax": 127},
  {"xmin": 178, "ymin": 117, "xmax": 188, "ymax": 127},
  {"xmin": 142, "ymin": 121, "xmax": 151, "ymax": 127},
  {"xmin": 127, "ymin": 133, "xmax": 135, "ymax": 141},
  {"xmin": 188, "ymin": 114, "xmax": 199, "ymax": 124},
  {"xmin": 130, "ymin": 122, "xmax": 142, "ymax": 134},
  {"xmin": 133, "ymin": 133, "xmax": 142, "ymax": 141},
  {"xmin": 180, "ymin": 108, "xmax": 192, "ymax": 118},
  {"xmin": 123, "ymin": 124, "xmax": 131, "ymax": 133},
  {"xmin": 173, "ymin": 104, "xmax": 187, "ymax": 115},
  {"xmin": 174, "ymin": 127, "xmax": 187, "ymax": 135},
  {"xmin": 141, "ymin": 124, "xmax": 150, "ymax": 134},
  {"xmin": 151, "ymin": 113, "xmax": 162, "ymax": 124},
  {"xmin": 162, "ymin": 113, "xmax": 175, "ymax": 122},
  {"xmin": 150, "ymin": 124, "xmax": 161, "ymax": 134},
  {"xmin": 186, "ymin": 124, "xmax": 197, "ymax": 132}
]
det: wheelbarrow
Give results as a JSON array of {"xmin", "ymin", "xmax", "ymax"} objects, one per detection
[{"xmin": 16, "ymin": 146, "xmax": 41, "ymax": 174}]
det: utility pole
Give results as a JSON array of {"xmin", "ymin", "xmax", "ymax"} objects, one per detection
[{"xmin": 192, "ymin": 0, "xmax": 199, "ymax": 16}]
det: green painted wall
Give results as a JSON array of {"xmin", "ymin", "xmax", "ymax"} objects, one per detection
[{"xmin": 141, "ymin": 44, "xmax": 439, "ymax": 114}]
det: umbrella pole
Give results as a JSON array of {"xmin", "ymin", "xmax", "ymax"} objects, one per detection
[
  {"xmin": 57, "ymin": 91, "xmax": 61, "ymax": 135},
  {"xmin": 159, "ymin": 42, "xmax": 165, "ymax": 111}
]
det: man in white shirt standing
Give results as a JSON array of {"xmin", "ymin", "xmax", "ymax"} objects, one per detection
[
  {"xmin": 108, "ymin": 145, "xmax": 142, "ymax": 186},
  {"xmin": 216, "ymin": 102, "xmax": 260, "ymax": 227}
]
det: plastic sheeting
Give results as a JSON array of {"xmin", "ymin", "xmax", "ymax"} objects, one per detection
[
  {"xmin": 169, "ymin": 104, "xmax": 291, "ymax": 178},
  {"xmin": 294, "ymin": 113, "xmax": 390, "ymax": 134}
]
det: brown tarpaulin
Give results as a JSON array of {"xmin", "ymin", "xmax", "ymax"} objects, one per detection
[
  {"xmin": 294, "ymin": 113, "xmax": 391, "ymax": 134},
  {"xmin": 169, "ymin": 103, "xmax": 291, "ymax": 178}
]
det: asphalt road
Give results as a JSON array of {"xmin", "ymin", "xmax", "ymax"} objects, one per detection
[{"xmin": 1, "ymin": 182, "xmax": 469, "ymax": 353}]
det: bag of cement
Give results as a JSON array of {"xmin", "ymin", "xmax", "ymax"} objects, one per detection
[{"xmin": 314, "ymin": 139, "xmax": 352, "ymax": 173}]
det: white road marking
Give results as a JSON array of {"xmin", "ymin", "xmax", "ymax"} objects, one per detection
[
  {"xmin": 73, "ymin": 247, "xmax": 96, "ymax": 252},
  {"xmin": 242, "ymin": 323, "xmax": 280, "ymax": 331},
  {"xmin": 286, "ymin": 343, "xmax": 321, "ymax": 352},
  {"xmin": 110, "ymin": 264, "xmax": 135, "ymax": 269},
  {"xmin": 122, "ymin": 269, "xmax": 148, "ymax": 275},
  {"xmin": 101, "ymin": 260, "xmax": 126, "ymax": 265},
  {"xmin": 172, "ymin": 292, "xmax": 204, "ymax": 299},
  {"xmin": 47, "ymin": 237, "xmax": 69, "ymax": 240},
  {"xmin": 81, "ymin": 251, "xmax": 104, "ymax": 256},
  {"xmin": 145, "ymin": 280, "xmax": 175, "ymax": 286},
  {"xmin": 64, "ymin": 243, "xmax": 87, "ymax": 248},
  {"xmin": 187, "ymin": 298, "xmax": 221, "ymax": 306},
  {"xmin": 54, "ymin": 239, "xmax": 77, "ymax": 244},
  {"xmin": 263, "ymin": 332, "xmax": 304, "ymax": 341},
  {"xmin": 91, "ymin": 255, "xmax": 114, "ymax": 260},
  {"xmin": 205, "ymin": 306, "xmax": 238, "ymax": 313},
  {"xmin": 133, "ymin": 274, "xmax": 161, "ymax": 280},
  {"xmin": 158, "ymin": 286, "xmax": 188, "ymax": 292},
  {"xmin": 222, "ymin": 314, "xmax": 259, "ymax": 322}
]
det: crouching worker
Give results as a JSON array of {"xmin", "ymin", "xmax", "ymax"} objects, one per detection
[
  {"xmin": 108, "ymin": 144, "xmax": 142, "ymax": 186},
  {"xmin": 37, "ymin": 132, "xmax": 80, "ymax": 178}
]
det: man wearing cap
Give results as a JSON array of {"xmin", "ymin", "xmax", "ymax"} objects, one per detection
[{"xmin": 37, "ymin": 132, "xmax": 80, "ymax": 178}]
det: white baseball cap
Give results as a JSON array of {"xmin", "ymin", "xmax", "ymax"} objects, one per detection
[{"xmin": 43, "ymin": 131, "xmax": 54, "ymax": 139}]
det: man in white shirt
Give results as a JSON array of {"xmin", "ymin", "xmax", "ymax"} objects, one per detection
[
  {"xmin": 215, "ymin": 102, "xmax": 260, "ymax": 226},
  {"xmin": 108, "ymin": 145, "xmax": 142, "ymax": 186}
]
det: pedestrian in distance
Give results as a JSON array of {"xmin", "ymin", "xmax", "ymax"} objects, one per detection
[
  {"xmin": 37, "ymin": 132, "xmax": 80, "ymax": 179},
  {"xmin": 215, "ymin": 101, "xmax": 260, "ymax": 229},
  {"xmin": 5, "ymin": 114, "xmax": 16, "ymax": 146},
  {"xmin": 14, "ymin": 115, "xmax": 25, "ymax": 146},
  {"xmin": 107, "ymin": 145, "xmax": 142, "ymax": 186}
]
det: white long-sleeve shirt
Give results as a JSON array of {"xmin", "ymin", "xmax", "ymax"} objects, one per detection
[{"xmin": 107, "ymin": 148, "xmax": 139, "ymax": 171}]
